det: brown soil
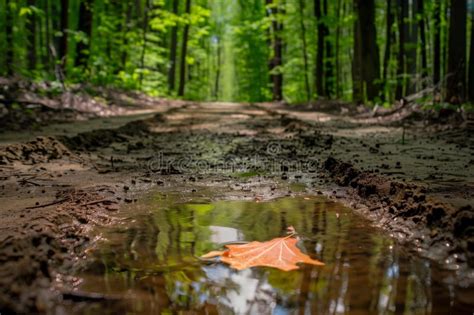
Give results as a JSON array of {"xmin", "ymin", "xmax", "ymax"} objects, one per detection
[{"xmin": 0, "ymin": 98, "xmax": 472, "ymax": 313}]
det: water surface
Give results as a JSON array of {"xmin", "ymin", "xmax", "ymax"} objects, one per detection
[{"xmin": 65, "ymin": 194, "xmax": 473, "ymax": 314}]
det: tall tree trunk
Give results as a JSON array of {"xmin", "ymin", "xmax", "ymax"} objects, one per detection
[
  {"xmin": 406, "ymin": 0, "xmax": 418, "ymax": 94},
  {"xmin": 5, "ymin": 0, "xmax": 14, "ymax": 76},
  {"xmin": 273, "ymin": 21, "xmax": 283, "ymax": 101},
  {"xmin": 315, "ymin": 0, "xmax": 325, "ymax": 97},
  {"xmin": 44, "ymin": 0, "xmax": 52, "ymax": 71},
  {"xmin": 168, "ymin": 0, "xmax": 179, "ymax": 92},
  {"xmin": 395, "ymin": 0, "xmax": 407, "ymax": 100},
  {"xmin": 352, "ymin": 0, "xmax": 363, "ymax": 103},
  {"xmin": 58, "ymin": 0, "xmax": 68, "ymax": 70},
  {"xmin": 139, "ymin": 0, "xmax": 150, "ymax": 87},
  {"xmin": 418, "ymin": 0, "xmax": 428, "ymax": 88},
  {"xmin": 214, "ymin": 39, "xmax": 221, "ymax": 99},
  {"xmin": 335, "ymin": 0, "xmax": 342, "ymax": 98},
  {"xmin": 354, "ymin": 0, "xmax": 380, "ymax": 101},
  {"xmin": 75, "ymin": 0, "xmax": 93, "ymax": 68},
  {"xmin": 442, "ymin": 3, "xmax": 448, "ymax": 81},
  {"xmin": 267, "ymin": 0, "xmax": 283, "ymax": 101},
  {"xmin": 298, "ymin": 0, "xmax": 311, "ymax": 101},
  {"xmin": 383, "ymin": 0, "xmax": 394, "ymax": 100},
  {"xmin": 469, "ymin": 12, "xmax": 474, "ymax": 101},
  {"xmin": 446, "ymin": 0, "xmax": 467, "ymax": 103},
  {"xmin": 177, "ymin": 0, "xmax": 191, "ymax": 97},
  {"xmin": 120, "ymin": 2, "xmax": 132, "ymax": 70},
  {"xmin": 26, "ymin": 0, "xmax": 37, "ymax": 71},
  {"xmin": 323, "ymin": 0, "xmax": 333, "ymax": 98},
  {"xmin": 433, "ymin": 0, "xmax": 441, "ymax": 87}
]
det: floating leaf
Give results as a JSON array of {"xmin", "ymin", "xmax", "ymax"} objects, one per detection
[{"xmin": 201, "ymin": 233, "xmax": 324, "ymax": 271}]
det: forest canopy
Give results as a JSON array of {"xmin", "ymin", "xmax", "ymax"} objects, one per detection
[{"xmin": 1, "ymin": 0, "xmax": 474, "ymax": 105}]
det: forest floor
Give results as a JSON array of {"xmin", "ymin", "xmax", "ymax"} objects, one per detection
[{"xmin": 0, "ymin": 85, "xmax": 473, "ymax": 313}]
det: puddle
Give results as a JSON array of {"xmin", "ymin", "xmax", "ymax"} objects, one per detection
[{"xmin": 60, "ymin": 195, "xmax": 473, "ymax": 314}]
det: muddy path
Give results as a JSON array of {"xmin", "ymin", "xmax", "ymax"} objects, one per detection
[{"xmin": 0, "ymin": 101, "xmax": 472, "ymax": 313}]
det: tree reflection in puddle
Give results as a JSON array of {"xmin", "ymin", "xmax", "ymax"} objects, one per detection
[{"xmin": 64, "ymin": 195, "xmax": 472, "ymax": 314}]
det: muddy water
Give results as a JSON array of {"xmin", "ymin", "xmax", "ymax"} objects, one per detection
[{"xmin": 62, "ymin": 195, "xmax": 473, "ymax": 314}]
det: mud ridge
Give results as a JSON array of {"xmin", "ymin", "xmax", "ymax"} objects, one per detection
[
  {"xmin": 0, "ymin": 188, "xmax": 120, "ymax": 314},
  {"xmin": 0, "ymin": 137, "xmax": 74, "ymax": 165},
  {"xmin": 323, "ymin": 156, "xmax": 473, "ymax": 273}
]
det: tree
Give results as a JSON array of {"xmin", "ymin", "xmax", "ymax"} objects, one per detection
[
  {"xmin": 58, "ymin": 0, "xmax": 68, "ymax": 70},
  {"xmin": 334, "ymin": 0, "xmax": 342, "ymax": 98},
  {"xmin": 315, "ymin": 0, "xmax": 325, "ymax": 97},
  {"xmin": 26, "ymin": 0, "xmax": 37, "ymax": 71},
  {"xmin": 469, "ymin": 11, "xmax": 474, "ymax": 101},
  {"xmin": 382, "ymin": 0, "xmax": 394, "ymax": 99},
  {"xmin": 395, "ymin": 0, "xmax": 407, "ymax": 100},
  {"xmin": 298, "ymin": 0, "xmax": 311, "ymax": 101},
  {"xmin": 323, "ymin": 0, "xmax": 333, "ymax": 97},
  {"xmin": 446, "ymin": 0, "xmax": 467, "ymax": 103},
  {"xmin": 433, "ymin": 0, "xmax": 441, "ymax": 87},
  {"xmin": 168, "ymin": 0, "xmax": 179, "ymax": 92},
  {"xmin": 5, "ymin": 0, "xmax": 14, "ymax": 76},
  {"xmin": 178, "ymin": 0, "xmax": 192, "ymax": 96},
  {"xmin": 139, "ymin": 0, "xmax": 151, "ymax": 87},
  {"xmin": 406, "ymin": 0, "xmax": 418, "ymax": 94},
  {"xmin": 353, "ymin": 0, "xmax": 380, "ymax": 102},
  {"xmin": 267, "ymin": 0, "xmax": 283, "ymax": 101},
  {"xmin": 75, "ymin": 0, "xmax": 93, "ymax": 68},
  {"xmin": 418, "ymin": 0, "xmax": 428, "ymax": 88},
  {"xmin": 352, "ymin": 0, "xmax": 363, "ymax": 102}
]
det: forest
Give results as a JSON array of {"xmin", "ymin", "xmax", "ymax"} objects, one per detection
[
  {"xmin": 1, "ymin": 0, "xmax": 474, "ymax": 105},
  {"xmin": 0, "ymin": 1, "xmax": 473, "ymax": 315}
]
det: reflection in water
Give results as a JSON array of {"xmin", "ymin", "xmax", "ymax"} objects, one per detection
[{"xmin": 66, "ymin": 196, "xmax": 473, "ymax": 314}]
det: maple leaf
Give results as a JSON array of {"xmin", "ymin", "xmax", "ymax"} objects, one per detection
[{"xmin": 201, "ymin": 234, "xmax": 324, "ymax": 271}]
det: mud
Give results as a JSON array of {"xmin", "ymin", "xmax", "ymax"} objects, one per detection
[
  {"xmin": 0, "ymin": 100, "xmax": 472, "ymax": 313},
  {"xmin": 0, "ymin": 137, "xmax": 73, "ymax": 165},
  {"xmin": 323, "ymin": 157, "xmax": 473, "ymax": 271}
]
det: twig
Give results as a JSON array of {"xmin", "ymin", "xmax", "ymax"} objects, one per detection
[
  {"xmin": 79, "ymin": 198, "xmax": 114, "ymax": 207},
  {"xmin": 25, "ymin": 198, "xmax": 68, "ymax": 210}
]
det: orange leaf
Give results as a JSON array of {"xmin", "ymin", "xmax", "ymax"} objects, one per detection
[
  {"xmin": 201, "ymin": 250, "xmax": 227, "ymax": 259},
  {"xmin": 201, "ymin": 235, "xmax": 324, "ymax": 271}
]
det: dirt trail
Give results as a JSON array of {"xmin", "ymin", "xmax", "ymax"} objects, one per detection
[{"xmin": 0, "ymin": 101, "xmax": 472, "ymax": 313}]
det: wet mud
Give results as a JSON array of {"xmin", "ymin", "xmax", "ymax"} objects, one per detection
[{"xmin": 0, "ymin": 101, "xmax": 472, "ymax": 313}]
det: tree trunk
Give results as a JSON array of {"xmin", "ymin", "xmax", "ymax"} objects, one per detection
[
  {"xmin": 298, "ymin": 0, "xmax": 311, "ymax": 101},
  {"xmin": 469, "ymin": 12, "xmax": 474, "ymax": 101},
  {"xmin": 323, "ymin": 0, "xmax": 333, "ymax": 98},
  {"xmin": 406, "ymin": 0, "xmax": 418, "ymax": 94},
  {"xmin": 382, "ymin": 0, "xmax": 394, "ymax": 100},
  {"xmin": 177, "ymin": 0, "xmax": 191, "ymax": 97},
  {"xmin": 418, "ymin": 0, "xmax": 428, "ymax": 88},
  {"xmin": 335, "ymin": 0, "xmax": 342, "ymax": 98},
  {"xmin": 168, "ymin": 0, "xmax": 179, "ymax": 92},
  {"xmin": 44, "ymin": 0, "xmax": 52, "ymax": 70},
  {"xmin": 75, "ymin": 0, "xmax": 93, "ymax": 68},
  {"xmin": 26, "ymin": 0, "xmax": 37, "ymax": 71},
  {"xmin": 433, "ymin": 0, "xmax": 441, "ymax": 87},
  {"xmin": 314, "ymin": 0, "xmax": 325, "ymax": 97},
  {"xmin": 139, "ymin": 0, "xmax": 150, "ymax": 87},
  {"xmin": 120, "ymin": 2, "xmax": 132, "ymax": 70},
  {"xmin": 446, "ymin": 0, "xmax": 467, "ymax": 103},
  {"xmin": 395, "ymin": 0, "xmax": 407, "ymax": 100},
  {"xmin": 273, "ymin": 21, "xmax": 283, "ymax": 101},
  {"xmin": 5, "ymin": 0, "xmax": 14, "ymax": 76},
  {"xmin": 58, "ymin": 0, "xmax": 68, "ymax": 69},
  {"xmin": 214, "ymin": 39, "xmax": 221, "ymax": 99},
  {"xmin": 352, "ymin": 0, "xmax": 363, "ymax": 103},
  {"xmin": 267, "ymin": 0, "xmax": 283, "ymax": 101},
  {"xmin": 354, "ymin": 0, "xmax": 380, "ymax": 101}
]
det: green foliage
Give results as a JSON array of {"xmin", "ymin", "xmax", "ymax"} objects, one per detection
[{"xmin": 1, "ymin": 0, "xmax": 473, "ymax": 106}]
